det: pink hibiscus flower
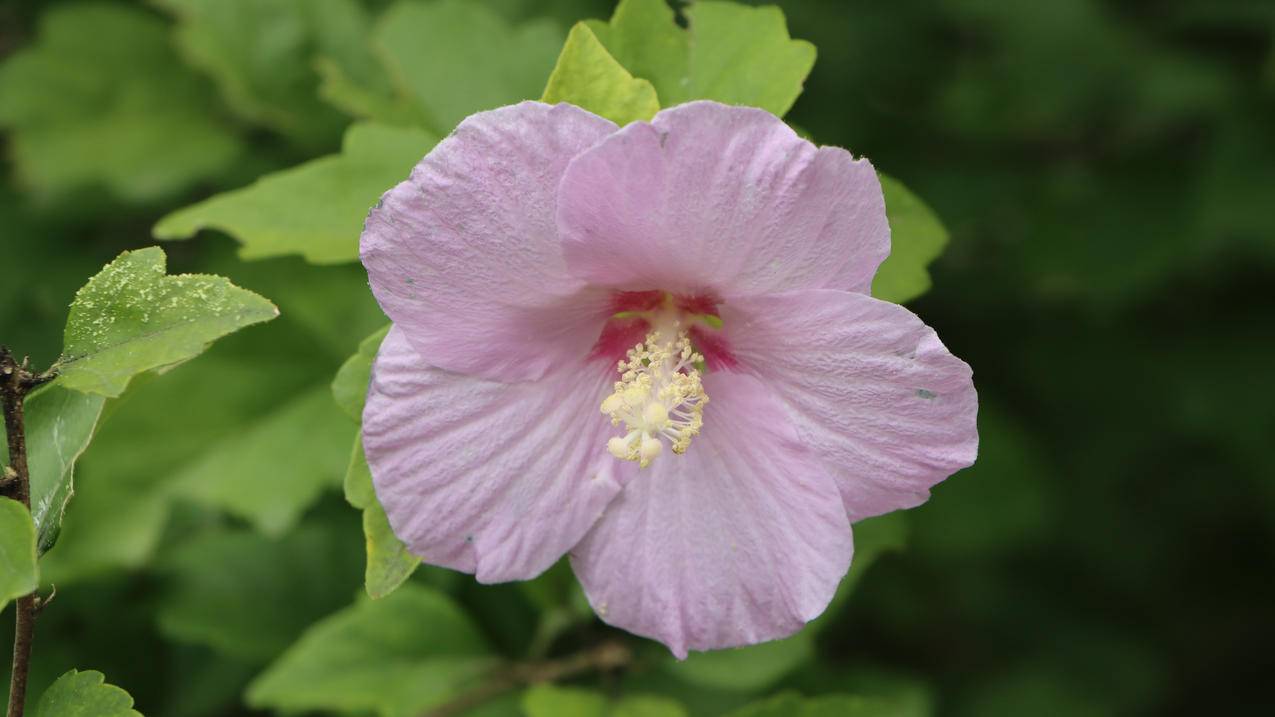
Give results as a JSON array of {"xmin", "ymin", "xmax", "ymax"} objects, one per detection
[{"xmin": 360, "ymin": 100, "xmax": 978, "ymax": 657}]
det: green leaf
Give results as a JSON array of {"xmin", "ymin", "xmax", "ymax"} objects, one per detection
[
  {"xmin": 316, "ymin": 57, "xmax": 430, "ymax": 127},
  {"xmin": 665, "ymin": 635, "xmax": 814, "ymax": 692},
  {"xmin": 346, "ymin": 436, "xmax": 420, "ymax": 599},
  {"xmin": 151, "ymin": 0, "xmax": 374, "ymax": 147},
  {"xmin": 35, "ymin": 669, "xmax": 141, "ymax": 717},
  {"xmin": 726, "ymin": 692, "xmax": 927, "ymax": 717},
  {"xmin": 157, "ymin": 523, "xmax": 363, "ymax": 663},
  {"xmin": 523, "ymin": 685, "xmax": 608, "ymax": 717},
  {"xmin": 523, "ymin": 686, "xmax": 687, "ymax": 717},
  {"xmin": 0, "ymin": 385, "xmax": 105, "ymax": 555},
  {"xmin": 56, "ymin": 247, "xmax": 278, "ymax": 398},
  {"xmin": 872, "ymin": 174, "xmax": 951, "ymax": 304},
  {"xmin": 332, "ymin": 325, "xmax": 390, "ymax": 421},
  {"xmin": 374, "ymin": 0, "xmax": 564, "ymax": 134},
  {"xmin": 155, "ymin": 123, "xmax": 438, "ymax": 265},
  {"xmin": 0, "ymin": 3, "xmax": 242, "ymax": 202},
  {"xmin": 170, "ymin": 386, "xmax": 354, "ymax": 535},
  {"xmin": 0, "ymin": 498, "xmax": 38, "ymax": 610},
  {"xmin": 542, "ymin": 23, "xmax": 659, "ymax": 126},
  {"xmin": 248, "ymin": 585, "xmax": 493, "ymax": 717},
  {"xmin": 588, "ymin": 0, "xmax": 815, "ymax": 117},
  {"xmin": 335, "ymin": 326, "xmax": 419, "ymax": 598}
]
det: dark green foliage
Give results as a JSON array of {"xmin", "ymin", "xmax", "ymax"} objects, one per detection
[{"xmin": 1, "ymin": 0, "xmax": 1271, "ymax": 715}]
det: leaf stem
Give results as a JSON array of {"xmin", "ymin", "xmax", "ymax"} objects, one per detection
[
  {"xmin": 1, "ymin": 347, "xmax": 53, "ymax": 717},
  {"xmin": 422, "ymin": 640, "xmax": 632, "ymax": 717}
]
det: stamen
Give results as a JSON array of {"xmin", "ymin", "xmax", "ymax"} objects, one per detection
[{"xmin": 600, "ymin": 327, "xmax": 708, "ymax": 468}]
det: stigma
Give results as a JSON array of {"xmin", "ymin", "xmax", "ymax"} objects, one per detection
[{"xmin": 601, "ymin": 328, "xmax": 708, "ymax": 469}]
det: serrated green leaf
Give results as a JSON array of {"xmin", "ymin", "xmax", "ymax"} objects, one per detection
[
  {"xmin": 0, "ymin": 3, "xmax": 242, "ymax": 202},
  {"xmin": 872, "ymin": 174, "xmax": 951, "ymax": 304},
  {"xmin": 0, "ymin": 498, "xmax": 38, "ymax": 610},
  {"xmin": 346, "ymin": 436, "xmax": 420, "ymax": 599},
  {"xmin": 588, "ymin": 0, "xmax": 815, "ymax": 117},
  {"xmin": 374, "ymin": 0, "xmax": 564, "ymax": 134},
  {"xmin": 0, "ymin": 385, "xmax": 105, "ymax": 555},
  {"xmin": 35, "ymin": 669, "xmax": 141, "ymax": 717},
  {"xmin": 157, "ymin": 523, "xmax": 362, "ymax": 662},
  {"xmin": 542, "ymin": 23, "xmax": 659, "ymax": 126},
  {"xmin": 170, "ymin": 386, "xmax": 354, "ymax": 535},
  {"xmin": 151, "ymin": 0, "xmax": 374, "ymax": 147},
  {"xmin": 156, "ymin": 123, "xmax": 438, "ymax": 265},
  {"xmin": 248, "ymin": 585, "xmax": 493, "ymax": 717},
  {"xmin": 726, "ymin": 691, "xmax": 928, "ymax": 717},
  {"xmin": 332, "ymin": 325, "xmax": 390, "ymax": 421},
  {"xmin": 56, "ymin": 247, "xmax": 278, "ymax": 398},
  {"xmin": 316, "ymin": 57, "xmax": 430, "ymax": 127}
]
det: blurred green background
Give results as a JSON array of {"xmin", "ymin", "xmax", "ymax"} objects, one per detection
[{"xmin": 1, "ymin": 0, "xmax": 1273, "ymax": 715}]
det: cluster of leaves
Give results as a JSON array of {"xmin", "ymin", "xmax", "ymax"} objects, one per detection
[
  {"xmin": 3, "ymin": 0, "xmax": 1272, "ymax": 715},
  {"xmin": 0, "ymin": 0, "xmax": 950, "ymax": 715}
]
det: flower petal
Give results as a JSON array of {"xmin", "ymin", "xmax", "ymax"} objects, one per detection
[
  {"xmin": 361, "ymin": 101, "xmax": 617, "ymax": 383},
  {"xmin": 570, "ymin": 372, "xmax": 852, "ymax": 658},
  {"xmin": 721, "ymin": 290, "xmax": 979, "ymax": 522},
  {"xmin": 363, "ymin": 327, "xmax": 624, "ymax": 582},
  {"xmin": 558, "ymin": 100, "xmax": 888, "ymax": 297}
]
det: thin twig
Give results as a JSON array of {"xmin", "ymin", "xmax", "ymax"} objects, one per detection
[
  {"xmin": 1, "ymin": 347, "xmax": 45, "ymax": 717},
  {"xmin": 423, "ymin": 640, "xmax": 632, "ymax": 717}
]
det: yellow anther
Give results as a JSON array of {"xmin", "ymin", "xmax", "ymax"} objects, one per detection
[{"xmin": 600, "ymin": 327, "xmax": 708, "ymax": 469}]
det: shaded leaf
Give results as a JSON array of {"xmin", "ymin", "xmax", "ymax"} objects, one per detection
[
  {"xmin": 523, "ymin": 686, "xmax": 687, "ymax": 717},
  {"xmin": 0, "ymin": 498, "xmax": 38, "ymax": 610},
  {"xmin": 56, "ymin": 248, "xmax": 278, "ymax": 398},
  {"xmin": 247, "ymin": 585, "xmax": 493, "ymax": 717},
  {"xmin": 542, "ymin": 23, "xmax": 659, "ymax": 125},
  {"xmin": 0, "ymin": 385, "xmax": 105, "ymax": 554},
  {"xmin": 374, "ymin": 0, "xmax": 564, "ymax": 134},
  {"xmin": 156, "ymin": 123, "xmax": 438, "ymax": 265},
  {"xmin": 588, "ymin": 0, "xmax": 815, "ymax": 117},
  {"xmin": 872, "ymin": 174, "xmax": 950, "ymax": 304},
  {"xmin": 35, "ymin": 669, "xmax": 141, "ymax": 717},
  {"xmin": 151, "ymin": 0, "xmax": 375, "ymax": 147},
  {"xmin": 0, "ymin": 3, "xmax": 242, "ymax": 202},
  {"xmin": 170, "ymin": 386, "xmax": 354, "ymax": 536},
  {"xmin": 726, "ymin": 691, "xmax": 928, "ymax": 717},
  {"xmin": 157, "ymin": 523, "xmax": 362, "ymax": 662}
]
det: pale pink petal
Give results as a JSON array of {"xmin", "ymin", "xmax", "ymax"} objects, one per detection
[
  {"xmin": 558, "ymin": 101, "xmax": 888, "ymax": 297},
  {"xmin": 721, "ymin": 290, "xmax": 979, "ymax": 522},
  {"xmin": 570, "ymin": 372, "xmax": 852, "ymax": 658},
  {"xmin": 363, "ymin": 328, "xmax": 624, "ymax": 582},
  {"xmin": 362, "ymin": 102, "xmax": 617, "ymax": 382}
]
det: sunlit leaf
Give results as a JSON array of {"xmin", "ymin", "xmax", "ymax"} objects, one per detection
[
  {"xmin": 0, "ymin": 3, "xmax": 242, "ymax": 202},
  {"xmin": 332, "ymin": 325, "xmax": 390, "ymax": 421},
  {"xmin": 247, "ymin": 585, "xmax": 493, "ymax": 717},
  {"xmin": 374, "ymin": 0, "xmax": 564, "ymax": 134},
  {"xmin": 155, "ymin": 124, "xmax": 437, "ymax": 265},
  {"xmin": 873, "ymin": 174, "xmax": 951, "ymax": 304},
  {"xmin": 35, "ymin": 670, "xmax": 141, "ymax": 717},
  {"xmin": 56, "ymin": 248, "xmax": 278, "ymax": 398},
  {"xmin": 0, "ymin": 385, "xmax": 105, "ymax": 555},
  {"xmin": 587, "ymin": 0, "xmax": 815, "ymax": 117},
  {"xmin": 0, "ymin": 498, "xmax": 38, "ymax": 610},
  {"xmin": 345, "ymin": 437, "xmax": 420, "ymax": 599},
  {"xmin": 542, "ymin": 23, "xmax": 659, "ymax": 125}
]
